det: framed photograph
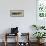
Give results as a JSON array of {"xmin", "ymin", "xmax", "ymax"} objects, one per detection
[
  {"xmin": 37, "ymin": 0, "xmax": 46, "ymax": 18},
  {"xmin": 10, "ymin": 10, "xmax": 24, "ymax": 17}
]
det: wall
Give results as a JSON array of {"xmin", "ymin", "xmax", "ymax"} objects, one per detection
[{"xmin": 0, "ymin": 0, "xmax": 36, "ymax": 42}]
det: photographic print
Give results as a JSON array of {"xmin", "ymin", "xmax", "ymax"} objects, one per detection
[{"xmin": 10, "ymin": 10, "xmax": 24, "ymax": 17}]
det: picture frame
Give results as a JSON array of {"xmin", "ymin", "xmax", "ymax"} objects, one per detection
[
  {"xmin": 37, "ymin": 0, "xmax": 46, "ymax": 19},
  {"xmin": 10, "ymin": 10, "xmax": 24, "ymax": 17}
]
